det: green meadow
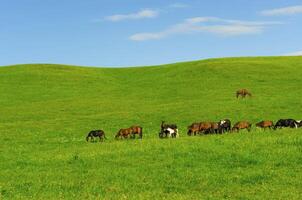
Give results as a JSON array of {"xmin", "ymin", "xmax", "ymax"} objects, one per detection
[{"xmin": 0, "ymin": 56, "xmax": 302, "ymax": 199}]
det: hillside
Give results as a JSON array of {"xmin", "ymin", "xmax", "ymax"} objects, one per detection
[{"xmin": 1, "ymin": 56, "xmax": 302, "ymax": 199}]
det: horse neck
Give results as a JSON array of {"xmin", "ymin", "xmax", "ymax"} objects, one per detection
[{"xmin": 161, "ymin": 121, "xmax": 165, "ymax": 128}]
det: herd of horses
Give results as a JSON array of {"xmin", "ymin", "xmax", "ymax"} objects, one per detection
[
  {"xmin": 86, "ymin": 89, "xmax": 301, "ymax": 142},
  {"xmin": 86, "ymin": 119, "xmax": 302, "ymax": 142}
]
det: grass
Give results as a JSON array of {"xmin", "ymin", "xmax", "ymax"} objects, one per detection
[{"xmin": 0, "ymin": 56, "xmax": 302, "ymax": 199}]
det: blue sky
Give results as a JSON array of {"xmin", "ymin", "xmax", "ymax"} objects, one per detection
[{"xmin": 0, "ymin": 0, "xmax": 301, "ymax": 67}]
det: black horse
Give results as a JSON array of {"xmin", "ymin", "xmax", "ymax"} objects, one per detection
[
  {"xmin": 218, "ymin": 119, "xmax": 231, "ymax": 133},
  {"xmin": 86, "ymin": 130, "xmax": 107, "ymax": 142},
  {"xmin": 274, "ymin": 119, "xmax": 298, "ymax": 129}
]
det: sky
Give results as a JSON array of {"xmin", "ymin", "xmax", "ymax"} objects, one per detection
[{"xmin": 0, "ymin": 0, "xmax": 301, "ymax": 67}]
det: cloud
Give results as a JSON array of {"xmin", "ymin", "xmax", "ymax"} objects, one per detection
[
  {"xmin": 169, "ymin": 3, "xmax": 190, "ymax": 8},
  {"xmin": 105, "ymin": 9, "xmax": 158, "ymax": 22},
  {"xmin": 283, "ymin": 51, "xmax": 302, "ymax": 56},
  {"xmin": 130, "ymin": 17, "xmax": 281, "ymax": 41},
  {"xmin": 261, "ymin": 5, "xmax": 302, "ymax": 16}
]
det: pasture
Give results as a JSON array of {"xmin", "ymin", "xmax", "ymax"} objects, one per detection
[{"xmin": 1, "ymin": 56, "xmax": 302, "ymax": 199}]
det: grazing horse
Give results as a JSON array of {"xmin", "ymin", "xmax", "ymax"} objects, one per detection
[
  {"xmin": 199, "ymin": 122, "xmax": 212, "ymax": 134},
  {"xmin": 160, "ymin": 121, "xmax": 178, "ymax": 138},
  {"xmin": 210, "ymin": 122, "xmax": 219, "ymax": 134},
  {"xmin": 232, "ymin": 121, "xmax": 252, "ymax": 132},
  {"xmin": 236, "ymin": 89, "xmax": 252, "ymax": 98},
  {"xmin": 130, "ymin": 125, "xmax": 143, "ymax": 139},
  {"xmin": 218, "ymin": 119, "xmax": 231, "ymax": 133},
  {"xmin": 115, "ymin": 128, "xmax": 133, "ymax": 139},
  {"xmin": 256, "ymin": 120, "xmax": 274, "ymax": 130},
  {"xmin": 274, "ymin": 119, "xmax": 298, "ymax": 129},
  {"xmin": 187, "ymin": 123, "xmax": 201, "ymax": 136},
  {"xmin": 86, "ymin": 130, "xmax": 106, "ymax": 142}
]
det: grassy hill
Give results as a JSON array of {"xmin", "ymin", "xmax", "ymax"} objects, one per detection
[{"xmin": 1, "ymin": 56, "xmax": 302, "ymax": 199}]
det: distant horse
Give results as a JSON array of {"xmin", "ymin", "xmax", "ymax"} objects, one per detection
[
  {"xmin": 86, "ymin": 130, "xmax": 106, "ymax": 142},
  {"xmin": 274, "ymin": 119, "xmax": 298, "ymax": 129},
  {"xmin": 115, "ymin": 128, "xmax": 133, "ymax": 139},
  {"xmin": 210, "ymin": 122, "xmax": 219, "ymax": 134},
  {"xmin": 199, "ymin": 122, "xmax": 212, "ymax": 134},
  {"xmin": 187, "ymin": 122, "xmax": 201, "ymax": 136},
  {"xmin": 236, "ymin": 89, "xmax": 252, "ymax": 98},
  {"xmin": 256, "ymin": 120, "xmax": 274, "ymax": 130},
  {"xmin": 160, "ymin": 121, "xmax": 178, "ymax": 138},
  {"xmin": 130, "ymin": 125, "xmax": 143, "ymax": 139},
  {"xmin": 218, "ymin": 119, "xmax": 231, "ymax": 133},
  {"xmin": 232, "ymin": 121, "xmax": 252, "ymax": 132}
]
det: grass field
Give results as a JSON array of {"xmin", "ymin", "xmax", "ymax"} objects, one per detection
[{"xmin": 1, "ymin": 56, "xmax": 302, "ymax": 199}]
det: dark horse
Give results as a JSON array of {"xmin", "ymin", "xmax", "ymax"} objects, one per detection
[
  {"xmin": 218, "ymin": 119, "xmax": 231, "ymax": 133},
  {"xmin": 86, "ymin": 130, "xmax": 106, "ymax": 142},
  {"xmin": 236, "ymin": 89, "xmax": 252, "ymax": 98},
  {"xmin": 274, "ymin": 119, "xmax": 298, "ymax": 129}
]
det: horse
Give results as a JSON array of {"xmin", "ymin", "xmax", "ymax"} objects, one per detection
[
  {"xmin": 199, "ymin": 122, "xmax": 212, "ymax": 134},
  {"xmin": 187, "ymin": 122, "xmax": 201, "ymax": 136},
  {"xmin": 232, "ymin": 121, "xmax": 252, "ymax": 132},
  {"xmin": 256, "ymin": 120, "xmax": 274, "ymax": 130},
  {"xmin": 236, "ymin": 89, "xmax": 252, "ymax": 98},
  {"xmin": 115, "ymin": 128, "xmax": 133, "ymax": 139},
  {"xmin": 274, "ymin": 119, "xmax": 298, "ymax": 129},
  {"xmin": 210, "ymin": 122, "xmax": 219, "ymax": 134},
  {"xmin": 160, "ymin": 121, "xmax": 178, "ymax": 138},
  {"xmin": 218, "ymin": 119, "xmax": 231, "ymax": 133},
  {"xmin": 86, "ymin": 130, "xmax": 106, "ymax": 142},
  {"xmin": 130, "ymin": 125, "xmax": 143, "ymax": 139}
]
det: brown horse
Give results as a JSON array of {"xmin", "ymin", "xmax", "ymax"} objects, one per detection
[
  {"xmin": 232, "ymin": 121, "xmax": 252, "ymax": 132},
  {"xmin": 187, "ymin": 123, "xmax": 201, "ymax": 136},
  {"xmin": 115, "ymin": 128, "xmax": 133, "ymax": 139},
  {"xmin": 130, "ymin": 125, "xmax": 143, "ymax": 139},
  {"xmin": 210, "ymin": 122, "xmax": 219, "ymax": 134},
  {"xmin": 256, "ymin": 120, "xmax": 274, "ymax": 130},
  {"xmin": 236, "ymin": 89, "xmax": 252, "ymax": 98},
  {"xmin": 199, "ymin": 122, "xmax": 212, "ymax": 134}
]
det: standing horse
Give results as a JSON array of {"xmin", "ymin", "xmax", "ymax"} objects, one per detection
[
  {"xmin": 236, "ymin": 89, "xmax": 252, "ymax": 98},
  {"xmin": 160, "ymin": 121, "xmax": 178, "ymax": 138},
  {"xmin": 130, "ymin": 125, "xmax": 143, "ymax": 139},
  {"xmin": 187, "ymin": 122, "xmax": 201, "ymax": 136},
  {"xmin": 218, "ymin": 119, "xmax": 231, "ymax": 133}
]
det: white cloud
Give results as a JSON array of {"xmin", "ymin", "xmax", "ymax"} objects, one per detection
[
  {"xmin": 130, "ymin": 17, "xmax": 281, "ymax": 41},
  {"xmin": 261, "ymin": 5, "xmax": 302, "ymax": 16},
  {"xmin": 105, "ymin": 9, "xmax": 158, "ymax": 22},
  {"xmin": 169, "ymin": 3, "xmax": 190, "ymax": 8},
  {"xmin": 284, "ymin": 51, "xmax": 302, "ymax": 56}
]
